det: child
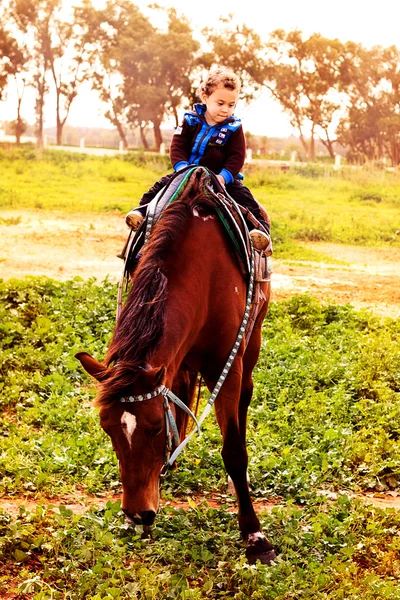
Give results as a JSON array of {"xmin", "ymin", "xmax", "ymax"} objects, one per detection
[{"xmin": 126, "ymin": 66, "xmax": 271, "ymax": 250}]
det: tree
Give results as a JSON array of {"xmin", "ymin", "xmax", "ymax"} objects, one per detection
[
  {"xmin": 0, "ymin": 17, "xmax": 30, "ymax": 143},
  {"xmin": 45, "ymin": 3, "xmax": 94, "ymax": 145},
  {"xmin": 263, "ymin": 30, "xmax": 345, "ymax": 160},
  {"xmin": 122, "ymin": 7, "xmax": 200, "ymax": 147},
  {"xmin": 200, "ymin": 17, "xmax": 266, "ymax": 104},
  {"xmin": 8, "ymin": 0, "xmax": 95, "ymax": 146},
  {"xmin": 9, "ymin": 0, "xmax": 57, "ymax": 148},
  {"xmin": 0, "ymin": 27, "xmax": 14, "ymax": 101},
  {"xmin": 337, "ymin": 43, "xmax": 400, "ymax": 165},
  {"xmin": 78, "ymin": 0, "xmax": 155, "ymax": 149}
]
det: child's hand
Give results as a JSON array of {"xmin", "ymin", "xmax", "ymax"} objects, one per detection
[{"xmin": 217, "ymin": 174, "xmax": 226, "ymax": 187}]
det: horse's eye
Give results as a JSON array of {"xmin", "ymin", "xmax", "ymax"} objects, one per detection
[{"xmin": 150, "ymin": 427, "xmax": 163, "ymax": 437}]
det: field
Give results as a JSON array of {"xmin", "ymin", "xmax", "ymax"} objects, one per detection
[{"xmin": 1, "ymin": 149, "xmax": 400, "ymax": 599}]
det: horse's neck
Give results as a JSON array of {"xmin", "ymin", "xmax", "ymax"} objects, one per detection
[{"xmin": 148, "ymin": 212, "xmax": 245, "ymax": 380}]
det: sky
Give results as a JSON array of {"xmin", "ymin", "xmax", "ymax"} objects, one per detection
[{"xmin": 1, "ymin": 0, "xmax": 400, "ymax": 137}]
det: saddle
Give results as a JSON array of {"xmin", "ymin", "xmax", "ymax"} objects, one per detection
[
  {"xmin": 122, "ymin": 166, "xmax": 270, "ymax": 276},
  {"xmin": 118, "ymin": 166, "xmax": 272, "ymax": 345}
]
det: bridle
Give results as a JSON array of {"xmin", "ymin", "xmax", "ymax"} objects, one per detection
[{"xmin": 120, "ymin": 384, "xmax": 200, "ymax": 477}]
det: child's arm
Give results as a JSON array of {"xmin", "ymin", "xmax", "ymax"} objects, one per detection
[
  {"xmin": 218, "ymin": 125, "xmax": 246, "ymax": 185},
  {"xmin": 170, "ymin": 120, "xmax": 193, "ymax": 171}
]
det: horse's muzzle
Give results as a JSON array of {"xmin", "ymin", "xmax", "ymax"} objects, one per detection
[{"xmin": 123, "ymin": 509, "xmax": 156, "ymax": 526}]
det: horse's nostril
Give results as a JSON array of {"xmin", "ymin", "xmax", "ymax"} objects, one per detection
[
  {"xmin": 140, "ymin": 510, "xmax": 156, "ymax": 526},
  {"xmin": 122, "ymin": 508, "xmax": 142, "ymax": 525}
]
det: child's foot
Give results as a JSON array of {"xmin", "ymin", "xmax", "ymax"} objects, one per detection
[
  {"xmin": 126, "ymin": 210, "xmax": 144, "ymax": 230},
  {"xmin": 250, "ymin": 229, "xmax": 271, "ymax": 251}
]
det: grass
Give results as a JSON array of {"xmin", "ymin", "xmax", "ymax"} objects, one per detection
[
  {"xmin": 246, "ymin": 163, "xmax": 400, "ymax": 250},
  {"xmin": 1, "ymin": 497, "xmax": 400, "ymax": 599},
  {"xmin": 1, "ymin": 279, "xmax": 399, "ymax": 499},
  {"xmin": 1, "ymin": 280, "xmax": 399, "ymax": 597},
  {"xmin": 0, "ymin": 147, "xmax": 400, "ymax": 260},
  {"xmin": 0, "ymin": 148, "xmax": 169, "ymax": 213}
]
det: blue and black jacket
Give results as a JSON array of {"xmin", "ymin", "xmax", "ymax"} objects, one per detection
[{"xmin": 170, "ymin": 104, "xmax": 246, "ymax": 185}]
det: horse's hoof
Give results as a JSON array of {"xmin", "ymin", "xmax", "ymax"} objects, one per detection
[
  {"xmin": 246, "ymin": 548, "xmax": 277, "ymax": 565},
  {"xmin": 141, "ymin": 525, "xmax": 152, "ymax": 539},
  {"xmin": 246, "ymin": 533, "xmax": 277, "ymax": 565}
]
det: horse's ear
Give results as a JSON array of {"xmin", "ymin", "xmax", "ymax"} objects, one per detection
[
  {"xmin": 75, "ymin": 352, "xmax": 106, "ymax": 380},
  {"xmin": 137, "ymin": 365, "xmax": 166, "ymax": 391},
  {"xmin": 155, "ymin": 365, "xmax": 166, "ymax": 387}
]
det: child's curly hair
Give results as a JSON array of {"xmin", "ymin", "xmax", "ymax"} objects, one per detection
[{"xmin": 197, "ymin": 66, "xmax": 241, "ymax": 98}]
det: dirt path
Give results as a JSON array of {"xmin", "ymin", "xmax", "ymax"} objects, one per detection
[
  {"xmin": 1, "ymin": 210, "xmax": 399, "ymax": 517},
  {"xmin": 1, "ymin": 209, "xmax": 399, "ymax": 318},
  {"xmin": 2, "ymin": 490, "xmax": 400, "ymax": 518}
]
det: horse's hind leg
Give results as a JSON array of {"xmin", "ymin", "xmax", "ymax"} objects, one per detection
[{"xmin": 212, "ymin": 364, "xmax": 276, "ymax": 565}]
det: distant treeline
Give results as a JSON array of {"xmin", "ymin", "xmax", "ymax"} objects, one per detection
[
  {"xmin": 0, "ymin": 1, "xmax": 399, "ymax": 164},
  {"xmin": 1, "ymin": 123, "xmax": 332, "ymax": 160}
]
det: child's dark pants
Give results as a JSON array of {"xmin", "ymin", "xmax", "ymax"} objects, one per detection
[{"xmin": 139, "ymin": 173, "xmax": 270, "ymax": 234}]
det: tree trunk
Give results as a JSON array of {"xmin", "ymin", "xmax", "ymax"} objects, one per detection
[
  {"xmin": 172, "ymin": 106, "xmax": 179, "ymax": 128},
  {"xmin": 115, "ymin": 119, "xmax": 128, "ymax": 149},
  {"xmin": 139, "ymin": 124, "xmax": 149, "ymax": 150},
  {"xmin": 152, "ymin": 118, "xmax": 163, "ymax": 148},
  {"xmin": 318, "ymin": 130, "xmax": 336, "ymax": 159},
  {"xmin": 297, "ymin": 128, "xmax": 309, "ymax": 159},
  {"xmin": 35, "ymin": 65, "xmax": 47, "ymax": 149},
  {"xmin": 310, "ymin": 124, "xmax": 315, "ymax": 161},
  {"xmin": 15, "ymin": 97, "xmax": 23, "ymax": 145},
  {"xmin": 56, "ymin": 89, "xmax": 62, "ymax": 145}
]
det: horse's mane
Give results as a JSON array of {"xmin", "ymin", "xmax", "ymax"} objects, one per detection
[{"xmin": 96, "ymin": 173, "xmax": 215, "ymax": 405}]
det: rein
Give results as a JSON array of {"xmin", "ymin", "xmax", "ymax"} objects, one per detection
[
  {"xmin": 117, "ymin": 169, "xmax": 256, "ymax": 475},
  {"xmin": 120, "ymin": 242, "xmax": 255, "ymax": 476}
]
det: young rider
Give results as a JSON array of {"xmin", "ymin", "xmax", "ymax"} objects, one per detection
[{"xmin": 126, "ymin": 66, "xmax": 271, "ymax": 251}]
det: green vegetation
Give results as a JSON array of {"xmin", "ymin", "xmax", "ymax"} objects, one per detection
[
  {"xmin": 248, "ymin": 166, "xmax": 400, "ymax": 250},
  {"xmin": 1, "ymin": 278, "xmax": 400, "ymax": 598},
  {"xmin": 0, "ymin": 148, "xmax": 169, "ymax": 213},
  {"xmin": 0, "ymin": 148, "xmax": 400, "ymax": 261},
  {"xmin": 1, "ymin": 278, "xmax": 399, "ymax": 498},
  {"xmin": 2, "ymin": 498, "xmax": 400, "ymax": 599}
]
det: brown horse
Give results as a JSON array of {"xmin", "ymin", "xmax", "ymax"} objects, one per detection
[{"xmin": 76, "ymin": 171, "xmax": 276, "ymax": 564}]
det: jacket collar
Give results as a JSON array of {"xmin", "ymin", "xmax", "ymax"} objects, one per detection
[{"xmin": 193, "ymin": 103, "xmax": 238, "ymax": 126}]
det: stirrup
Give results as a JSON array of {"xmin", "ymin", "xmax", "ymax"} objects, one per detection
[
  {"xmin": 250, "ymin": 229, "xmax": 271, "ymax": 252},
  {"xmin": 125, "ymin": 209, "xmax": 144, "ymax": 230}
]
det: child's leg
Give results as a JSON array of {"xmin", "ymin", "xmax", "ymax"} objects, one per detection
[
  {"xmin": 226, "ymin": 180, "xmax": 270, "ymax": 234},
  {"xmin": 126, "ymin": 173, "xmax": 175, "ymax": 229},
  {"xmin": 139, "ymin": 173, "xmax": 175, "ymax": 206}
]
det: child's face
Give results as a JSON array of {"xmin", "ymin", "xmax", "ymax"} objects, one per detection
[{"xmin": 201, "ymin": 84, "xmax": 238, "ymax": 126}]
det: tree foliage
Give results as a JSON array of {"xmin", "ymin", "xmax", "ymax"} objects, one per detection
[
  {"xmin": 200, "ymin": 17, "xmax": 266, "ymax": 104},
  {"xmin": 337, "ymin": 43, "xmax": 400, "ymax": 165},
  {"xmin": 263, "ymin": 30, "xmax": 345, "ymax": 160},
  {"xmin": 0, "ymin": 2, "xmax": 399, "ymax": 162},
  {"xmin": 122, "ymin": 7, "xmax": 200, "ymax": 147},
  {"xmin": 0, "ymin": 9, "xmax": 30, "ymax": 143}
]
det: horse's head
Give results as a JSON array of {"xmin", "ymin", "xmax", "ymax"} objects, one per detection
[{"xmin": 76, "ymin": 352, "xmax": 167, "ymax": 527}]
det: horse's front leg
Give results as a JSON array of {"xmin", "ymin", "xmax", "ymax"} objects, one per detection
[
  {"xmin": 212, "ymin": 365, "xmax": 276, "ymax": 565},
  {"xmin": 171, "ymin": 367, "xmax": 198, "ymax": 441}
]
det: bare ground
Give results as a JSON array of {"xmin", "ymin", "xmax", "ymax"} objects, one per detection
[
  {"xmin": 1, "ymin": 210, "xmax": 399, "ymax": 514},
  {"xmin": 1, "ymin": 209, "xmax": 399, "ymax": 319},
  {"xmin": 2, "ymin": 489, "xmax": 400, "ymax": 517}
]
